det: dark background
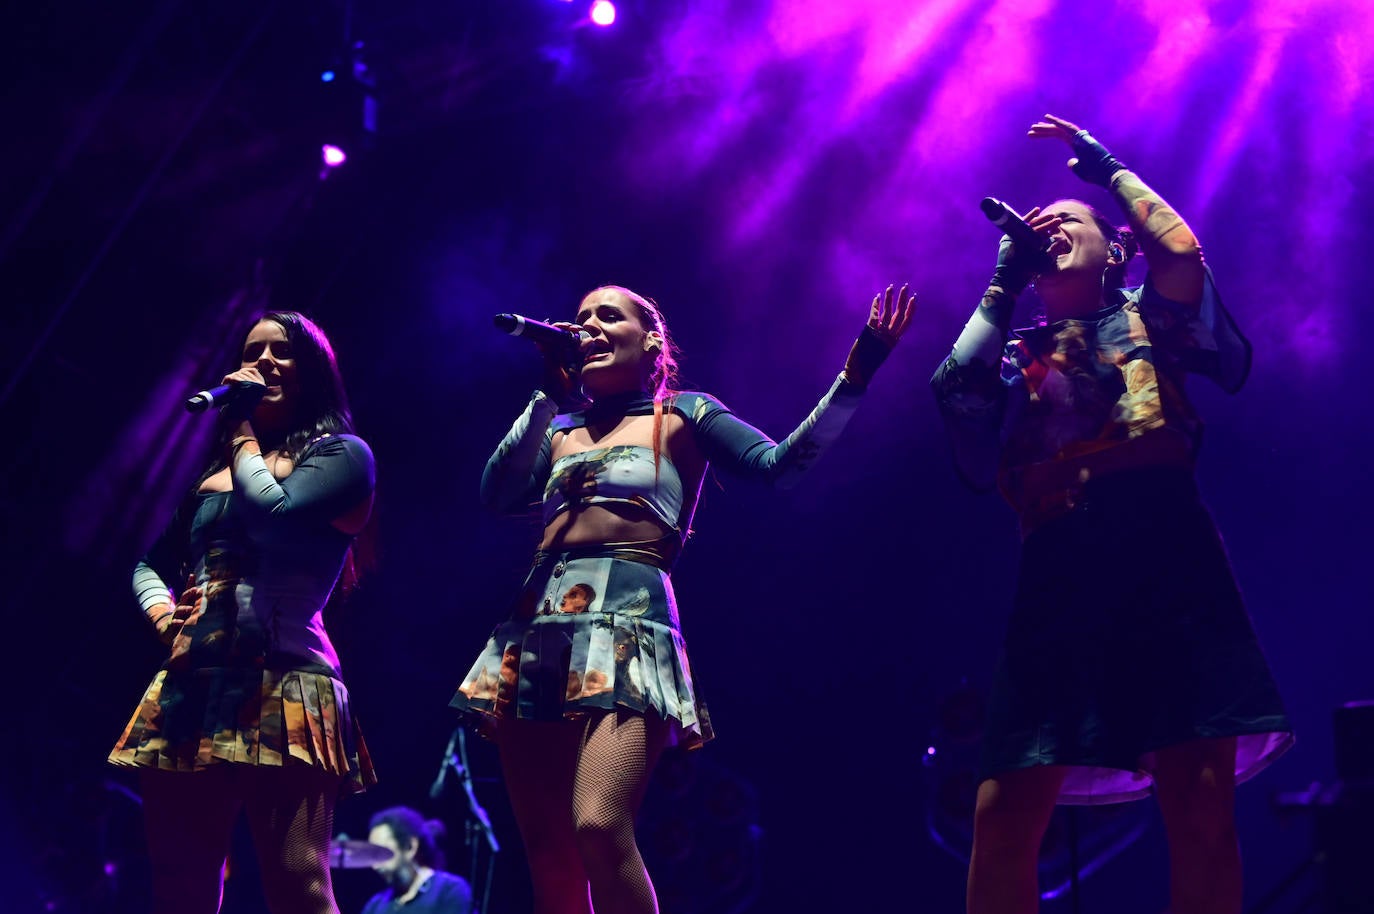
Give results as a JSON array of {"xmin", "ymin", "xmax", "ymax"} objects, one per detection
[{"xmin": 3, "ymin": 1, "xmax": 1370, "ymax": 912}]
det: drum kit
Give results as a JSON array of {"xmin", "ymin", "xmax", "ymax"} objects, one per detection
[
  {"xmin": 331, "ymin": 725, "xmax": 500, "ymax": 912},
  {"xmin": 327, "ymin": 838, "xmax": 395, "ymax": 870}
]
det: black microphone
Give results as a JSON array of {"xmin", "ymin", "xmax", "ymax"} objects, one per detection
[
  {"xmin": 185, "ymin": 380, "xmax": 268, "ymax": 414},
  {"xmin": 493, "ymin": 313, "xmax": 590, "ymax": 351},
  {"xmin": 429, "ymin": 728, "xmax": 460, "ymax": 800},
  {"xmin": 979, "ymin": 197, "xmax": 1052, "ymax": 269}
]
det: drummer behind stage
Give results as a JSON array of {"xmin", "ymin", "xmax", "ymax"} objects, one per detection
[{"xmin": 359, "ymin": 806, "xmax": 472, "ymax": 914}]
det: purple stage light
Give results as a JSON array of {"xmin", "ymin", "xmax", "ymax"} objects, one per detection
[
  {"xmin": 590, "ymin": 0, "xmax": 616, "ymax": 27},
  {"xmin": 320, "ymin": 70, "xmax": 336, "ymax": 82},
  {"xmin": 321, "ymin": 144, "xmax": 348, "ymax": 168}
]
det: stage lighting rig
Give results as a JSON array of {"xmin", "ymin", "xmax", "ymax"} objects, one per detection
[{"xmin": 315, "ymin": 39, "xmax": 377, "ymax": 177}]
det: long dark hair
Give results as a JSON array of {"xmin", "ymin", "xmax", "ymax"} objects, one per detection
[
  {"xmin": 191, "ymin": 311, "xmax": 373, "ymax": 592},
  {"xmin": 264, "ymin": 309, "xmax": 355, "ymax": 460},
  {"xmin": 199, "ymin": 310, "xmax": 355, "ymax": 482}
]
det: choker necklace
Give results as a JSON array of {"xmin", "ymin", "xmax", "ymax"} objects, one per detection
[{"xmin": 585, "ymin": 390, "xmax": 655, "ymax": 419}]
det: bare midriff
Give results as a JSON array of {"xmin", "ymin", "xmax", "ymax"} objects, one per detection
[
  {"xmin": 539, "ymin": 504, "xmax": 676, "ymax": 556},
  {"xmin": 537, "ymin": 409, "xmax": 706, "ymax": 563}
]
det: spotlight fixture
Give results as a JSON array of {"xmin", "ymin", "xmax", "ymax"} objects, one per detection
[
  {"xmin": 590, "ymin": 0, "xmax": 616, "ymax": 27},
  {"xmin": 321, "ymin": 144, "xmax": 348, "ymax": 168}
]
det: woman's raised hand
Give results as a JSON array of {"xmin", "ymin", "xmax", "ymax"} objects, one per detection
[
  {"xmin": 843, "ymin": 283, "xmax": 916, "ymax": 388},
  {"xmin": 1029, "ymin": 113, "xmax": 1127, "ymax": 188},
  {"xmin": 1027, "ymin": 113, "xmax": 1083, "ymax": 144},
  {"xmin": 867, "ymin": 283, "xmax": 916, "ymax": 345}
]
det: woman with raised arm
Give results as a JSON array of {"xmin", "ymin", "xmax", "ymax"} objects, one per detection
[
  {"xmin": 932, "ymin": 115, "xmax": 1291, "ymax": 914},
  {"xmin": 452, "ymin": 283, "xmax": 913, "ymax": 914},
  {"xmin": 110, "ymin": 311, "xmax": 376, "ymax": 914}
]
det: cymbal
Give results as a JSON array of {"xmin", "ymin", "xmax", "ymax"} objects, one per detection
[{"xmin": 327, "ymin": 839, "xmax": 395, "ymax": 869}]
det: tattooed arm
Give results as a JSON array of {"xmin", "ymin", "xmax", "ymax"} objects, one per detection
[
  {"xmin": 1107, "ymin": 169, "xmax": 1204, "ymax": 305},
  {"xmin": 1030, "ymin": 113, "xmax": 1205, "ymax": 306}
]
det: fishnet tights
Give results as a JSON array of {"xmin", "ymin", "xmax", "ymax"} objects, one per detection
[
  {"xmin": 140, "ymin": 764, "xmax": 341, "ymax": 914},
  {"xmin": 243, "ymin": 765, "xmax": 339, "ymax": 914},
  {"xmin": 499, "ymin": 710, "xmax": 668, "ymax": 914},
  {"xmin": 573, "ymin": 711, "xmax": 668, "ymax": 914}
]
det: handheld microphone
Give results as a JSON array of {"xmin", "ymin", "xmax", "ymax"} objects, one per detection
[
  {"xmin": 979, "ymin": 197, "xmax": 1053, "ymax": 270},
  {"xmin": 494, "ymin": 313, "xmax": 590, "ymax": 351},
  {"xmin": 185, "ymin": 380, "xmax": 268, "ymax": 414}
]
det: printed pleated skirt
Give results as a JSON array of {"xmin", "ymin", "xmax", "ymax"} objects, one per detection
[
  {"xmin": 451, "ymin": 546, "xmax": 713, "ymax": 749},
  {"xmin": 110, "ymin": 665, "xmax": 376, "ymax": 793},
  {"xmin": 108, "ymin": 549, "xmax": 376, "ymax": 793}
]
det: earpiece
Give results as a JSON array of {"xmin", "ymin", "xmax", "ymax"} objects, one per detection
[{"xmin": 1108, "ymin": 242, "xmax": 1125, "ymax": 263}]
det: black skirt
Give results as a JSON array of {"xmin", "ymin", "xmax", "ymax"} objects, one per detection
[{"xmin": 979, "ymin": 467, "xmax": 1292, "ymax": 804}]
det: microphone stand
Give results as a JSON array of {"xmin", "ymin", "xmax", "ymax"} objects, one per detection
[{"xmin": 434, "ymin": 726, "xmax": 499, "ymax": 914}]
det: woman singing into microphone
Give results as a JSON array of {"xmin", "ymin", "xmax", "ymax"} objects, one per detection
[
  {"xmin": 452, "ymin": 283, "xmax": 914, "ymax": 913},
  {"xmin": 932, "ymin": 115, "xmax": 1291, "ymax": 914},
  {"xmin": 110, "ymin": 311, "xmax": 376, "ymax": 914}
]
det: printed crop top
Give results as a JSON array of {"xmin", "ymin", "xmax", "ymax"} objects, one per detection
[
  {"xmin": 542, "ymin": 445, "xmax": 685, "ymax": 533},
  {"xmin": 479, "ymin": 378, "xmax": 868, "ymax": 539}
]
